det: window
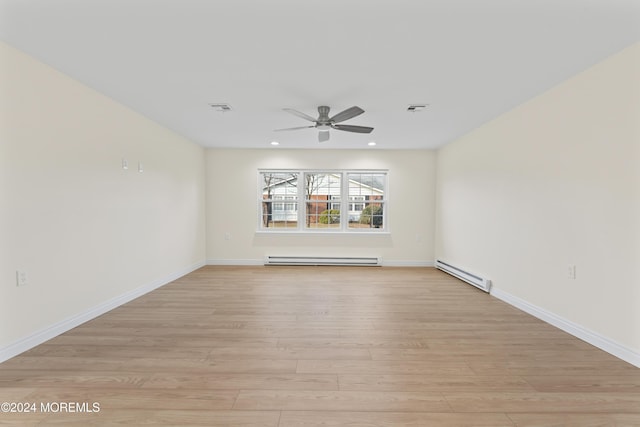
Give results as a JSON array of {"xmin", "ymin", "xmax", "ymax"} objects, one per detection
[
  {"xmin": 347, "ymin": 172, "xmax": 386, "ymax": 229},
  {"xmin": 305, "ymin": 172, "xmax": 341, "ymax": 229},
  {"xmin": 259, "ymin": 169, "xmax": 387, "ymax": 232},
  {"xmin": 261, "ymin": 172, "xmax": 298, "ymax": 229}
]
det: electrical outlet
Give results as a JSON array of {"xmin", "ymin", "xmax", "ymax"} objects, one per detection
[
  {"xmin": 16, "ymin": 270, "xmax": 28, "ymax": 287},
  {"xmin": 567, "ymin": 264, "xmax": 576, "ymax": 280}
]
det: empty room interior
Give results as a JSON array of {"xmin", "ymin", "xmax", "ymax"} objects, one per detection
[{"xmin": 1, "ymin": 1, "xmax": 639, "ymax": 426}]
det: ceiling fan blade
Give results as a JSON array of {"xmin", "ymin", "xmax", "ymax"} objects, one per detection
[
  {"xmin": 318, "ymin": 131, "xmax": 330, "ymax": 142},
  {"xmin": 274, "ymin": 125, "xmax": 315, "ymax": 132},
  {"xmin": 330, "ymin": 106, "xmax": 364, "ymax": 123},
  {"xmin": 283, "ymin": 108, "xmax": 317, "ymax": 122},
  {"xmin": 332, "ymin": 124, "xmax": 374, "ymax": 134}
]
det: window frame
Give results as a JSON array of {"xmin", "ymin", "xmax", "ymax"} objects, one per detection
[{"xmin": 257, "ymin": 169, "xmax": 388, "ymax": 234}]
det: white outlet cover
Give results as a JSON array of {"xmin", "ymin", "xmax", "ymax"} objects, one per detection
[{"xmin": 16, "ymin": 271, "xmax": 28, "ymax": 286}]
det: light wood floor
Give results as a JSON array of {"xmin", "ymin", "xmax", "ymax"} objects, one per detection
[{"xmin": 1, "ymin": 266, "xmax": 639, "ymax": 426}]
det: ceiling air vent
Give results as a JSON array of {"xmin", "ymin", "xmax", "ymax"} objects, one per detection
[
  {"xmin": 407, "ymin": 104, "xmax": 428, "ymax": 112},
  {"xmin": 209, "ymin": 103, "xmax": 233, "ymax": 112}
]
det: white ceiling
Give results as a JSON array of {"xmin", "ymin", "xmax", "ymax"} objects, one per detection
[{"xmin": 1, "ymin": 0, "xmax": 638, "ymax": 150}]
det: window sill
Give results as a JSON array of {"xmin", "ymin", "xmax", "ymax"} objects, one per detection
[{"xmin": 255, "ymin": 230, "xmax": 390, "ymax": 236}]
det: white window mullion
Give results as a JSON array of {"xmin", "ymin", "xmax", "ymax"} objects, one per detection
[
  {"xmin": 341, "ymin": 171, "xmax": 348, "ymax": 232},
  {"xmin": 297, "ymin": 171, "xmax": 304, "ymax": 230}
]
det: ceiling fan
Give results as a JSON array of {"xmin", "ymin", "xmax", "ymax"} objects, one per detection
[{"xmin": 275, "ymin": 105, "xmax": 373, "ymax": 142}]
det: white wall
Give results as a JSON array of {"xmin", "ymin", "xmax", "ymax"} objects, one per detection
[
  {"xmin": 435, "ymin": 43, "xmax": 640, "ymax": 363},
  {"xmin": 206, "ymin": 149, "xmax": 436, "ymax": 266},
  {"xmin": 0, "ymin": 42, "xmax": 206, "ymax": 356}
]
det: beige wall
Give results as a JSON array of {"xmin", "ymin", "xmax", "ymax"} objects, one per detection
[
  {"xmin": 206, "ymin": 149, "xmax": 436, "ymax": 265},
  {"xmin": 435, "ymin": 43, "xmax": 640, "ymax": 357},
  {"xmin": 0, "ymin": 42, "xmax": 206, "ymax": 351}
]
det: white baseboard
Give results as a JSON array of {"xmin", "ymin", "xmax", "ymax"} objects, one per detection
[
  {"xmin": 0, "ymin": 261, "xmax": 206, "ymax": 364},
  {"xmin": 207, "ymin": 259, "xmax": 263, "ymax": 266},
  {"xmin": 383, "ymin": 260, "xmax": 435, "ymax": 267},
  {"xmin": 207, "ymin": 259, "xmax": 434, "ymax": 267},
  {"xmin": 490, "ymin": 287, "xmax": 640, "ymax": 368}
]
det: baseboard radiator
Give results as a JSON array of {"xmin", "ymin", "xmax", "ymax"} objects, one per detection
[
  {"xmin": 435, "ymin": 260, "xmax": 491, "ymax": 292},
  {"xmin": 264, "ymin": 256, "xmax": 382, "ymax": 267}
]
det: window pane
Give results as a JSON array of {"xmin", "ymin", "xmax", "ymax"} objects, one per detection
[
  {"xmin": 305, "ymin": 173, "xmax": 341, "ymax": 229},
  {"xmin": 260, "ymin": 172, "xmax": 298, "ymax": 228},
  {"xmin": 349, "ymin": 202, "xmax": 384, "ymax": 229},
  {"xmin": 262, "ymin": 172, "xmax": 298, "ymax": 199},
  {"xmin": 348, "ymin": 173, "xmax": 385, "ymax": 229}
]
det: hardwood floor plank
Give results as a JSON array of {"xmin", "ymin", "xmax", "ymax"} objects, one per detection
[
  {"xmin": 141, "ymin": 373, "xmax": 339, "ymax": 391},
  {"xmin": 297, "ymin": 359, "xmax": 475, "ymax": 375},
  {"xmin": 0, "ymin": 412, "xmax": 49, "ymax": 425},
  {"xmin": 0, "ymin": 370, "xmax": 150, "ymax": 388},
  {"xmin": 63, "ymin": 325, "xmax": 348, "ymax": 339},
  {"xmin": 276, "ymin": 337, "xmax": 431, "ymax": 349},
  {"xmin": 24, "ymin": 388, "xmax": 239, "ymax": 410},
  {"xmin": 506, "ymin": 413, "xmax": 640, "ymax": 426},
  {"xmin": 39, "ymin": 410, "xmax": 281, "ymax": 426},
  {"xmin": 46, "ymin": 335, "xmax": 280, "ymax": 349},
  {"xmin": 208, "ymin": 347, "xmax": 371, "ymax": 360},
  {"xmin": 522, "ymin": 374, "xmax": 640, "ymax": 393},
  {"xmin": 369, "ymin": 347, "xmax": 625, "ymax": 363},
  {"xmin": 20, "ymin": 344, "xmax": 211, "ymax": 359},
  {"xmin": 468, "ymin": 360, "xmax": 639, "ymax": 376},
  {"xmin": 233, "ymin": 390, "xmax": 451, "ymax": 412},
  {"xmin": 337, "ymin": 374, "xmax": 535, "ymax": 393},
  {"xmin": 444, "ymin": 392, "xmax": 640, "ymax": 413},
  {"xmin": 0, "ymin": 356, "xmax": 126, "ymax": 371},
  {"xmin": 120, "ymin": 358, "xmax": 299, "ymax": 374},
  {"xmin": 278, "ymin": 411, "xmax": 515, "ymax": 427},
  {"xmin": 426, "ymin": 337, "xmax": 599, "ymax": 351},
  {"xmin": 0, "ymin": 386, "xmax": 37, "ymax": 401}
]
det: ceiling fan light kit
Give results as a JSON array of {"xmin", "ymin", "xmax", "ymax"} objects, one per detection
[{"xmin": 275, "ymin": 105, "xmax": 374, "ymax": 142}]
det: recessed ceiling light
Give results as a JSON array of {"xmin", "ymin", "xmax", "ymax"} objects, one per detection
[
  {"xmin": 407, "ymin": 104, "xmax": 428, "ymax": 112},
  {"xmin": 368, "ymin": 141, "xmax": 377, "ymax": 146},
  {"xmin": 209, "ymin": 103, "xmax": 232, "ymax": 112},
  {"xmin": 270, "ymin": 141, "xmax": 280, "ymax": 146}
]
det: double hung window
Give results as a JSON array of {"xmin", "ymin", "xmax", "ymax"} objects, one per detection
[{"xmin": 259, "ymin": 170, "xmax": 387, "ymax": 232}]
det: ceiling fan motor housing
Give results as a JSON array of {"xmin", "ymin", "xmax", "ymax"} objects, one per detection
[
  {"xmin": 317, "ymin": 106, "xmax": 331, "ymax": 122},
  {"xmin": 316, "ymin": 106, "xmax": 332, "ymax": 131}
]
